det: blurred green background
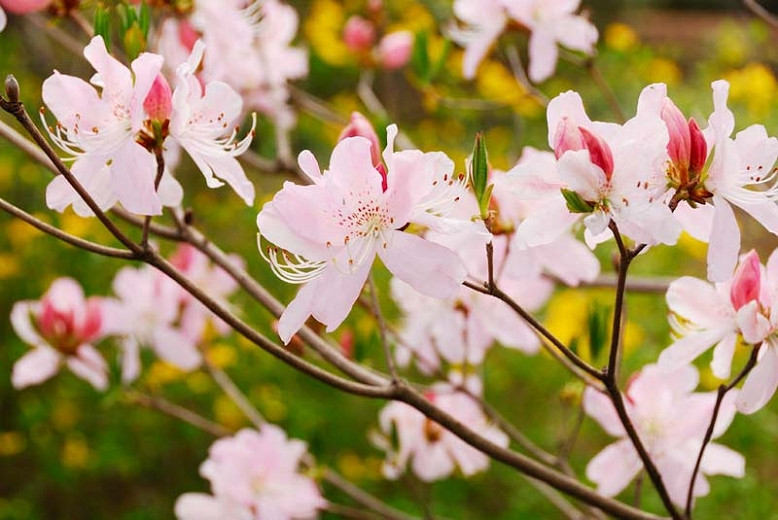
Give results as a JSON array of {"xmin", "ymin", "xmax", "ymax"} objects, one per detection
[{"xmin": 2, "ymin": 0, "xmax": 778, "ymax": 518}]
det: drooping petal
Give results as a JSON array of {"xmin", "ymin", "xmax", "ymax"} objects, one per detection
[
  {"xmin": 527, "ymin": 26, "xmax": 559, "ymax": 83},
  {"xmin": 699, "ymin": 442, "xmax": 746, "ymax": 478},
  {"xmin": 174, "ymin": 493, "xmax": 252, "ymax": 520},
  {"xmin": 736, "ymin": 345, "xmax": 778, "ymax": 414},
  {"xmin": 658, "ymin": 330, "xmax": 729, "ymax": 370},
  {"xmin": 66, "ymin": 344, "xmax": 108, "ymax": 390},
  {"xmin": 583, "ymin": 387, "xmax": 625, "ymax": 437},
  {"xmin": 586, "ymin": 439, "xmax": 642, "ymax": 497},
  {"xmin": 151, "ymin": 327, "xmax": 202, "ymax": 371},
  {"xmin": 110, "ymin": 142, "xmax": 162, "ymax": 215},
  {"xmin": 379, "ymin": 231, "xmax": 467, "ymax": 300},
  {"xmin": 10, "ymin": 301, "xmax": 42, "ymax": 346},
  {"xmin": 11, "ymin": 347, "xmax": 61, "ymax": 389},
  {"xmin": 708, "ymin": 196, "xmax": 740, "ymax": 282}
]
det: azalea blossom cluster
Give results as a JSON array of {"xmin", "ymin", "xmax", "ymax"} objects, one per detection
[
  {"xmin": 175, "ymin": 426, "xmax": 325, "ymax": 520},
  {"xmin": 9, "ymin": 244, "xmax": 241, "ymax": 389},
  {"xmin": 341, "ymin": 4, "xmax": 414, "ymax": 71},
  {"xmin": 43, "ymin": 35, "xmax": 256, "ymax": 217},
  {"xmin": 451, "ymin": 0, "xmax": 599, "ymax": 83},
  {"xmin": 156, "ymin": 0, "xmax": 308, "ymax": 131}
]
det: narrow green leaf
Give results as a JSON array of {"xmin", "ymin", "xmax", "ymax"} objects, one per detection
[
  {"xmin": 94, "ymin": 5, "xmax": 111, "ymax": 46},
  {"xmin": 587, "ymin": 302, "xmax": 610, "ymax": 362},
  {"xmin": 139, "ymin": 1, "xmax": 151, "ymax": 37},
  {"xmin": 561, "ymin": 188, "xmax": 593, "ymax": 214},
  {"xmin": 428, "ymin": 37, "xmax": 452, "ymax": 82},
  {"xmin": 470, "ymin": 132, "xmax": 490, "ymax": 219},
  {"xmin": 411, "ymin": 30, "xmax": 430, "ymax": 83}
]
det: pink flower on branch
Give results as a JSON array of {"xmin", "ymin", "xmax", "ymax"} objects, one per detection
[
  {"xmin": 584, "ymin": 364, "xmax": 744, "ymax": 507},
  {"xmin": 175, "ymin": 426, "xmax": 325, "ymax": 520},
  {"xmin": 257, "ymin": 125, "xmax": 468, "ymax": 344},
  {"xmin": 10, "ymin": 278, "xmax": 108, "ymax": 390},
  {"xmin": 375, "ymin": 388, "xmax": 508, "ymax": 481}
]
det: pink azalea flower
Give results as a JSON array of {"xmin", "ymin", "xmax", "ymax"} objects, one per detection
[
  {"xmin": 641, "ymin": 81, "xmax": 778, "ymax": 281},
  {"xmin": 168, "ymin": 243, "xmax": 243, "ymax": 340},
  {"xmin": 0, "ymin": 0, "xmax": 51, "ymax": 13},
  {"xmin": 343, "ymin": 15, "xmax": 376, "ymax": 52},
  {"xmin": 584, "ymin": 364, "xmax": 744, "ymax": 507},
  {"xmin": 104, "ymin": 264, "xmax": 201, "ymax": 382},
  {"xmin": 375, "ymin": 387, "xmax": 508, "ymax": 481},
  {"xmin": 42, "ymin": 36, "xmax": 181, "ymax": 216},
  {"xmin": 508, "ymin": 89, "xmax": 680, "ymax": 248},
  {"xmin": 451, "ymin": 0, "xmax": 597, "ymax": 83},
  {"xmin": 377, "ymin": 31, "xmax": 414, "ymax": 70},
  {"xmin": 10, "ymin": 278, "xmax": 108, "ymax": 390},
  {"xmin": 168, "ymin": 41, "xmax": 257, "ymax": 205},
  {"xmin": 175, "ymin": 426, "xmax": 325, "ymax": 520},
  {"xmin": 257, "ymin": 126, "xmax": 468, "ymax": 343}
]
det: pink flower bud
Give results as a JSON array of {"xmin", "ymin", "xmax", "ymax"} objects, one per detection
[
  {"xmin": 579, "ymin": 127, "xmax": 614, "ymax": 180},
  {"xmin": 343, "ymin": 15, "xmax": 376, "ymax": 52},
  {"xmin": 0, "ymin": 0, "xmax": 51, "ymax": 14},
  {"xmin": 688, "ymin": 117, "xmax": 707, "ymax": 175},
  {"xmin": 377, "ymin": 31, "xmax": 413, "ymax": 70},
  {"xmin": 552, "ymin": 117, "xmax": 586, "ymax": 159},
  {"xmin": 178, "ymin": 20, "xmax": 200, "ymax": 52},
  {"xmin": 730, "ymin": 250, "xmax": 762, "ymax": 311},
  {"xmin": 661, "ymin": 98, "xmax": 690, "ymax": 171},
  {"xmin": 338, "ymin": 111, "xmax": 382, "ymax": 167},
  {"xmin": 37, "ymin": 280, "xmax": 102, "ymax": 354},
  {"xmin": 144, "ymin": 74, "xmax": 173, "ymax": 122}
]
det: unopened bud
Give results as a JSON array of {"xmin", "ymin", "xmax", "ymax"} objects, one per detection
[
  {"xmin": 377, "ymin": 31, "xmax": 413, "ymax": 70},
  {"xmin": 579, "ymin": 127, "xmax": 614, "ymax": 180},
  {"xmin": 2, "ymin": 0, "xmax": 51, "ymax": 14},
  {"xmin": 688, "ymin": 117, "xmax": 707, "ymax": 175},
  {"xmin": 552, "ymin": 116, "xmax": 586, "ymax": 159},
  {"xmin": 343, "ymin": 16, "xmax": 376, "ymax": 52},
  {"xmin": 338, "ymin": 112, "xmax": 382, "ymax": 167},
  {"xmin": 661, "ymin": 98, "xmax": 690, "ymax": 171},
  {"xmin": 4, "ymin": 74, "xmax": 19, "ymax": 103},
  {"xmin": 730, "ymin": 250, "xmax": 761, "ymax": 311},
  {"xmin": 143, "ymin": 74, "xmax": 173, "ymax": 122}
]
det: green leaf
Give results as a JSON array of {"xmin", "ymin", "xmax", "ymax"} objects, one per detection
[
  {"xmin": 123, "ymin": 24, "xmax": 147, "ymax": 61},
  {"xmin": 93, "ymin": 4, "xmax": 111, "ymax": 47},
  {"xmin": 139, "ymin": 1, "xmax": 151, "ymax": 37},
  {"xmin": 411, "ymin": 30, "xmax": 431, "ymax": 83},
  {"xmin": 428, "ymin": 37, "xmax": 451, "ymax": 82},
  {"xmin": 587, "ymin": 302, "xmax": 610, "ymax": 362},
  {"xmin": 561, "ymin": 188, "xmax": 593, "ymax": 214},
  {"xmin": 470, "ymin": 132, "xmax": 491, "ymax": 219}
]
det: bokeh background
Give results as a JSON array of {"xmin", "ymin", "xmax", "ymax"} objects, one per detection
[{"xmin": 2, "ymin": 0, "xmax": 778, "ymax": 518}]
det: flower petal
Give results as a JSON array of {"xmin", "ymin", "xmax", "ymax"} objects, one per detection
[
  {"xmin": 11, "ymin": 347, "xmax": 61, "ymax": 389},
  {"xmin": 736, "ymin": 345, "xmax": 778, "ymax": 414}
]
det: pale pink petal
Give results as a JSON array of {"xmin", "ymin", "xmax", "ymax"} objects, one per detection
[
  {"xmin": 514, "ymin": 197, "xmax": 579, "ymax": 247},
  {"xmin": 379, "ymin": 231, "xmax": 467, "ymax": 300},
  {"xmin": 557, "ymin": 149, "xmax": 607, "ymax": 201},
  {"xmin": 328, "ymin": 136, "xmax": 383, "ymax": 195},
  {"xmin": 736, "ymin": 301, "xmax": 772, "ymax": 345},
  {"xmin": 699, "ymin": 443, "xmax": 745, "ymax": 478},
  {"xmin": 10, "ymin": 301, "xmax": 42, "ymax": 346},
  {"xmin": 0, "ymin": 8, "xmax": 6, "ymax": 32},
  {"xmin": 187, "ymin": 152, "xmax": 255, "ymax": 206},
  {"xmin": 66, "ymin": 344, "xmax": 108, "ymax": 390},
  {"xmin": 46, "ymin": 157, "xmax": 117, "ymax": 216},
  {"xmin": 277, "ymin": 279, "xmax": 318, "ymax": 344},
  {"xmin": 412, "ymin": 443, "xmax": 455, "ymax": 481},
  {"xmin": 658, "ymin": 330, "xmax": 729, "ymax": 370},
  {"xmin": 111, "ymin": 142, "xmax": 162, "ymax": 215},
  {"xmin": 11, "ymin": 347, "xmax": 61, "ymax": 389},
  {"xmin": 527, "ymin": 26, "xmax": 559, "ymax": 83},
  {"xmin": 666, "ymin": 276, "xmax": 733, "ymax": 328},
  {"xmin": 546, "ymin": 90, "xmax": 592, "ymax": 149},
  {"xmin": 708, "ymin": 196, "xmax": 740, "ymax": 282},
  {"xmin": 586, "ymin": 439, "xmax": 642, "ymax": 497},
  {"xmin": 151, "ymin": 327, "xmax": 202, "ymax": 371},
  {"xmin": 41, "ymin": 72, "xmax": 105, "ymax": 130},
  {"xmin": 257, "ymin": 199, "xmax": 333, "ymax": 261},
  {"xmin": 735, "ymin": 200, "xmax": 778, "ymax": 235},
  {"xmin": 310, "ymin": 261, "xmax": 372, "ymax": 333},
  {"xmin": 129, "ymin": 52, "xmax": 165, "ymax": 131},
  {"xmin": 174, "ymin": 493, "xmax": 251, "ymax": 520},
  {"xmin": 158, "ymin": 172, "xmax": 184, "ymax": 207},
  {"xmin": 711, "ymin": 332, "xmax": 737, "ymax": 379},
  {"xmin": 707, "ymin": 80, "xmax": 735, "ymax": 140},
  {"xmin": 120, "ymin": 336, "xmax": 141, "ymax": 383},
  {"xmin": 736, "ymin": 345, "xmax": 778, "ymax": 414},
  {"xmin": 452, "ymin": 0, "xmax": 506, "ymax": 79},
  {"xmin": 553, "ymin": 16, "xmax": 598, "ymax": 54},
  {"xmin": 297, "ymin": 149, "xmax": 322, "ymax": 182},
  {"xmin": 674, "ymin": 202, "xmax": 714, "ymax": 242},
  {"xmin": 583, "ymin": 387, "xmax": 625, "ymax": 436}
]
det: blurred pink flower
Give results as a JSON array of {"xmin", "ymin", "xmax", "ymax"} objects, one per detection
[
  {"xmin": 343, "ymin": 15, "xmax": 376, "ymax": 52},
  {"xmin": 584, "ymin": 364, "xmax": 744, "ymax": 507},
  {"xmin": 377, "ymin": 31, "xmax": 413, "ymax": 70},
  {"xmin": 375, "ymin": 388, "xmax": 508, "ymax": 481},
  {"xmin": 10, "ymin": 278, "xmax": 108, "ymax": 390},
  {"xmin": 0, "ymin": 0, "xmax": 50, "ymax": 13},
  {"xmin": 257, "ymin": 125, "xmax": 467, "ymax": 343},
  {"xmin": 175, "ymin": 426, "xmax": 325, "ymax": 520}
]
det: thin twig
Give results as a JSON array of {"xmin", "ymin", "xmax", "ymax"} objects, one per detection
[
  {"xmin": 586, "ymin": 59, "xmax": 625, "ymax": 124},
  {"xmin": 504, "ymin": 44, "xmax": 550, "ymax": 107},
  {"xmin": 0, "ymin": 197, "xmax": 135, "ymax": 259},
  {"xmin": 204, "ymin": 361, "xmax": 266, "ymax": 429},
  {"xmin": 368, "ymin": 273, "xmax": 398, "ymax": 381},
  {"xmin": 744, "ymin": 0, "xmax": 778, "ymax": 30},
  {"xmin": 684, "ymin": 345, "xmax": 761, "ymax": 518},
  {"xmin": 126, "ymin": 391, "xmax": 231, "ymax": 437},
  {"xmin": 356, "ymin": 70, "xmax": 416, "ymax": 150},
  {"xmin": 581, "ymin": 274, "xmax": 673, "ymax": 293}
]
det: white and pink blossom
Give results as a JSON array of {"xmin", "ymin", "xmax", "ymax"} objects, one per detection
[
  {"xmin": 257, "ymin": 125, "xmax": 468, "ymax": 343},
  {"xmin": 375, "ymin": 388, "xmax": 508, "ymax": 481},
  {"xmin": 451, "ymin": 0, "xmax": 598, "ymax": 83},
  {"xmin": 175, "ymin": 425, "xmax": 325, "ymax": 520},
  {"xmin": 10, "ymin": 278, "xmax": 108, "ymax": 390},
  {"xmin": 584, "ymin": 364, "xmax": 744, "ymax": 507}
]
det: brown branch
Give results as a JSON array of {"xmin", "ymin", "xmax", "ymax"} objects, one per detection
[
  {"xmin": 684, "ymin": 344, "xmax": 761, "ymax": 518},
  {"xmin": 126, "ymin": 391, "xmax": 231, "ymax": 437},
  {"xmin": 744, "ymin": 0, "xmax": 778, "ymax": 30}
]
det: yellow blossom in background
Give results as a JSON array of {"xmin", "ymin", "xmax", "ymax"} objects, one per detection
[
  {"xmin": 186, "ymin": 371, "xmax": 212, "ymax": 394},
  {"xmin": 52, "ymin": 401, "xmax": 80, "ymax": 431},
  {"xmin": 475, "ymin": 60, "xmax": 543, "ymax": 118},
  {"xmin": 206, "ymin": 343, "xmax": 237, "ymax": 369},
  {"xmin": 305, "ymin": 0, "xmax": 350, "ymax": 67},
  {"xmin": 337, "ymin": 451, "xmax": 369, "ymax": 481},
  {"xmin": 58, "ymin": 208, "xmax": 101, "ymax": 239},
  {"xmin": 6, "ymin": 217, "xmax": 45, "ymax": 249},
  {"xmin": 714, "ymin": 23, "xmax": 750, "ymax": 67},
  {"xmin": 213, "ymin": 394, "xmax": 246, "ymax": 430},
  {"xmin": 61, "ymin": 435, "xmax": 90, "ymax": 469},
  {"xmin": 725, "ymin": 63, "xmax": 777, "ymax": 119},
  {"xmin": 251, "ymin": 384, "xmax": 287, "ymax": 422},
  {"xmin": 0, "ymin": 155, "xmax": 13, "ymax": 191},
  {"xmin": 604, "ymin": 23, "xmax": 639, "ymax": 52},
  {"xmin": 0, "ymin": 432, "xmax": 26, "ymax": 457},
  {"xmin": 0, "ymin": 253, "xmax": 20, "ymax": 280},
  {"xmin": 387, "ymin": 2, "xmax": 435, "ymax": 34},
  {"xmin": 145, "ymin": 361, "xmax": 186, "ymax": 390},
  {"xmin": 641, "ymin": 57, "xmax": 682, "ymax": 87},
  {"xmin": 678, "ymin": 231, "xmax": 707, "ymax": 261}
]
